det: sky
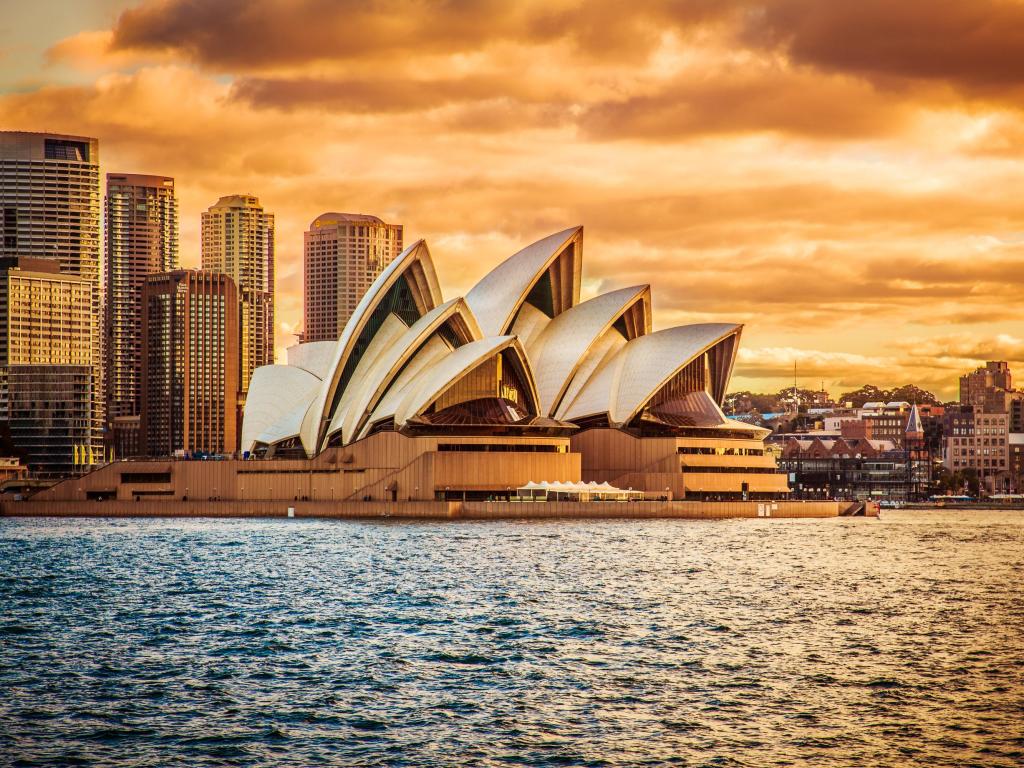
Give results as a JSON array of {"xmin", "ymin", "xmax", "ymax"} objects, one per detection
[{"xmin": 3, "ymin": 0, "xmax": 1024, "ymax": 400}]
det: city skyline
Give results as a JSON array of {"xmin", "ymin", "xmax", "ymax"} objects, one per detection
[{"xmin": 3, "ymin": 1, "xmax": 1024, "ymax": 398}]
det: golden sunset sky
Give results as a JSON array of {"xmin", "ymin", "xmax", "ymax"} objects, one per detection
[{"xmin": 3, "ymin": 0, "xmax": 1024, "ymax": 399}]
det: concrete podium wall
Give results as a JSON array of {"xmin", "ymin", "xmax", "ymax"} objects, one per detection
[{"xmin": 0, "ymin": 499, "xmax": 861, "ymax": 519}]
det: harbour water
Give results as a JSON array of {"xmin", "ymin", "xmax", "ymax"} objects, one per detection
[{"xmin": 2, "ymin": 510, "xmax": 1022, "ymax": 766}]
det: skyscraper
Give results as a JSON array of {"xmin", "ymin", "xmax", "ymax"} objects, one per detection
[
  {"xmin": 201, "ymin": 194, "xmax": 274, "ymax": 392},
  {"xmin": 105, "ymin": 173, "xmax": 179, "ymax": 457},
  {"xmin": 140, "ymin": 270, "xmax": 239, "ymax": 457},
  {"xmin": 0, "ymin": 131, "xmax": 103, "ymax": 458},
  {"xmin": 303, "ymin": 213, "xmax": 403, "ymax": 342},
  {"xmin": 0, "ymin": 258, "xmax": 96, "ymax": 476}
]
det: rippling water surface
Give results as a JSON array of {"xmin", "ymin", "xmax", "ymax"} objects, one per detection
[{"xmin": 2, "ymin": 510, "xmax": 1023, "ymax": 767}]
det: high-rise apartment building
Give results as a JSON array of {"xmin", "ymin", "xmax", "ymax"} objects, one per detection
[
  {"xmin": 0, "ymin": 131, "xmax": 104, "ymax": 461},
  {"xmin": 105, "ymin": 173, "xmax": 179, "ymax": 457},
  {"xmin": 0, "ymin": 258, "xmax": 96, "ymax": 476},
  {"xmin": 201, "ymin": 195, "xmax": 274, "ymax": 392},
  {"xmin": 303, "ymin": 213, "xmax": 403, "ymax": 342},
  {"xmin": 140, "ymin": 270, "xmax": 239, "ymax": 457}
]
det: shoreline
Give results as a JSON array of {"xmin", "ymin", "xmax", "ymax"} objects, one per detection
[
  {"xmin": 0, "ymin": 499, "xmax": 873, "ymax": 520},
  {"xmin": 904, "ymin": 502, "xmax": 1024, "ymax": 511}
]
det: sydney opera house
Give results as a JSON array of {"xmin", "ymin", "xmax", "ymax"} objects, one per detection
[{"xmin": 35, "ymin": 227, "xmax": 790, "ymax": 504}]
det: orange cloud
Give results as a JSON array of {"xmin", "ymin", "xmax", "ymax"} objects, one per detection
[
  {"xmin": 101, "ymin": 0, "xmax": 1024, "ymax": 102},
  {"xmin": 6, "ymin": 1, "xmax": 1024, "ymax": 398}
]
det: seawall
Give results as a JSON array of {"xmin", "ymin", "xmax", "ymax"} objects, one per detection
[{"xmin": 0, "ymin": 499, "xmax": 872, "ymax": 519}]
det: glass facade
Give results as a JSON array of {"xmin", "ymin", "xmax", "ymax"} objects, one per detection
[
  {"xmin": 0, "ymin": 258, "xmax": 96, "ymax": 476},
  {"xmin": 0, "ymin": 132, "xmax": 103, "ymax": 459}
]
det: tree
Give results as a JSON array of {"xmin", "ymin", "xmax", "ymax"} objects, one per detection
[
  {"xmin": 724, "ymin": 391, "xmax": 783, "ymax": 415},
  {"xmin": 837, "ymin": 384, "xmax": 888, "ymax": 407},
  {"xmin": 961, "ymin": 468, "xmax": 980, "ymax": 497},
  {"xmin": 932, "ymin": 466, "xmax": 980, "ymax": 496},
  {"xmin": 888, "ymin": 384, "xmax": 940, "ymax": 405},
  {"xmin": 837, "ymin": 383, "xmax": 940, "ymax": 407}
]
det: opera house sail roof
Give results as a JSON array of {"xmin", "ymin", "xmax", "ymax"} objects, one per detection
[{"xmin": 242, "ymin": 226, "xmax": 760, "ymax": 457}]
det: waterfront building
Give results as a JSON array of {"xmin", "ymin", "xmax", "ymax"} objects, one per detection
[
  {"xmin": 1009, "ymin": 433, "xmax": 1024, "ymax": 492},
  {"xmin": 44, "ymin": 227, "xmax": 790, "ymax": 503},
  {"xmin": 201, "ymin": 195, "xmax": 274, "ymax": 392},
  {"xmin": 943, "ymin": 405, "xmax": 1011, "ymax": 493},
  {"xmin": 140, "ymin": 270, "xmax": 239, "ymax": 457},
  {"xmin": 773, "ymin": 404, "xmax": 934, "ymax": 500},
  {"xmin": 0, "ymin": 258, "xmax": 97, "ymax": 476},
  {"xmin": 304, "ymin": 213, "xmax": 403, "ymax": 342},
  {"xmin": 0, "ymin": 456, "xmax": 27, "ymax": 483},
  {"xmin": 821, "ymin": 401, "xmax": 944, "ymax": 449},
  {"xmin": 105, "ymin": 173, "xmax": 178, "ymax": 457},
  {"xmin": 0, "ymin": 131, "xmax": 104, "ymax": 454},
  {"xmin": 903, "ymin": 403, "xmax": 932, "ymax": 496},
  {"xmin": 776, "ymin": 436, "xmax": 911, "ymax": 500},
  {"xmin": 843, "ymin": 404, "xmax": 910, "ymax": 446},
  {"xmin": 1012, "ymin": 399, "xmax": 1024, "ymax": 434}
]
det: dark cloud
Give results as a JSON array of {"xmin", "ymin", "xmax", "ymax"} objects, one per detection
[
  {"xmin": 229, "ymin": 74, "xmax": 574, "ymax": 117},
  {"xmin": 90, "ymin": 0, "xmax": 1024, "ymax": 155},
  {"xmin": 109, "ymin": 0, "xmax": 570, "ymax": 68},
  {"xmin": 108, "ymin": 0, "xmax": 1024, "ymax": 108},
  {"xmin": 232, "ymin": 76, "xmax": 493, "ymax": 113},
  {"xmin": 741, "ymin": 0, "xmax": 1024, "ymax": 97},
  {"xmin": 106, "ymin": 0, "xmax": 742, "ymax": 68}
]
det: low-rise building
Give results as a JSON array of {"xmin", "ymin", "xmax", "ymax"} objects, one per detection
[
  {"xmin": 775, "ymin": 436, "xmax": 911, "ymax": 500},
  {"xmin": 0, "ymin": 456, "xmax": 27, "ymax": 483}
]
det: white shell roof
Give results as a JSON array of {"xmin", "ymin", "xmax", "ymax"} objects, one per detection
[
  {"xmin": 509, "ymin": 302, "xmax": 551, "ymax": 351},
  {"xmin": 299, "ymin": 239, "xmax": 442, "ymax": 455},
  {"xmin": 529, "ymin": 285, "xmax": 649, "ymax": 417},
  {"xmin": 241, "ymin": 364, "xmax": 322, "ymax": 452},
  {"xmin": 563, "ymin": 323, "xmax": 741, "ymax": 425},
  {"xmin": 285, "ymin": 341, "xmax": 337, "ymax": 379},
  {"xmin": 324, "ymin": 313, "xmax": 410, "ymax": 443},
  {"xmin": 255, "ymin": 400, "xmax": 312, "ymax": 447},
  {"xmin": 391, "ymin": 336, "xmax": 537, "ymax": 427},
  {"xmin": 555, "ymin": 327, "xmax": 627, "ymax": 421},
  {"xmin": 612, "ymin": 324, "xmax": 741, "ymax": 425},
  {"xmin": 361, "ymin": 333, "xmax": 455, "ymax": 437},
  {"xmin": 464, "ymin": 226, "xmax": 581, "ymax": 338},
  {"xmin": 331, "ymin": 298, "xmax": 483, "ymax": 444}
]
